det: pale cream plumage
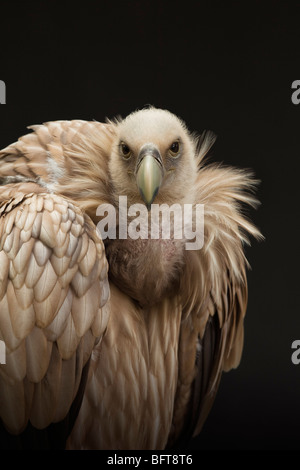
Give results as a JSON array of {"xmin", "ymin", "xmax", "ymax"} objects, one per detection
[{"xmin": 0, "ymin": 107, "xmax": 261, "ymax": 449}]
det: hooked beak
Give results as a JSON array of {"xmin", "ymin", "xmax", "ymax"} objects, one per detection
[{"xmin": 135, "ymin": 145, "xmax": 164, "ymax": 210}]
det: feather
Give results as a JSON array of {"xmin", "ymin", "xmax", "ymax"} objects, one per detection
[
  {"xmin": 30, "ymin": 343, "xmax": 62, "ymax": 427},
  {"xmin": 0, "ymin": 379, "xmax": 26, "ymax": 434},
  {"xmin": 7, "ymin": 281, "xmax": 35, "ymax": 340},
  {"xmin": 5, "ymin": 340, "xmax": 26, "ymax": 381},
  {"xmin": 40, "ymin": 211, "xmax": 57, "ymax": 248},
  {"xmin": 25, "ymin": 253, "xmax": 45, "ymax": 288},
  {"xmin": 25, "ymin": 327, "xmax": 52, "ymax": 383},
  {"xmin": 71, "ymin": 282, "xmax": 101, "ymax": 337},
  {"xmin": 0, "ymin": 295, "xmax": 21, "ymax": 351},
  {"xmin": 43, "ymin": 289, "xmax": 72, "ymax": 342},
  {"xmin": 0, "ymin": 250, "xmax": 9, "ymax": 300},
  {"xmin": 33, "ymin": 240, "xmax": 52, "ymax": 266},
  {"xmin": 53, "ymin": 353, "xmax": 77, "ymax": 422},
  {"xmin": 12, "ymin": 238, "xmax": 35, "ymax": 274}
]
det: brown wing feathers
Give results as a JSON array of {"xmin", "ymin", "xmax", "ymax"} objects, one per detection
[{"xmin": 0, "ymin": 188, "xmax": 109, "ymax": 448}]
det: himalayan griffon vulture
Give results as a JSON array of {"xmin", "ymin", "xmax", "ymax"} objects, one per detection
[{"xmin": 0, "ymin": 107, "xmax": 261, "ymax": 449}]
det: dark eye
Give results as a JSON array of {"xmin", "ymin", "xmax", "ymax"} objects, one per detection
[
  {"xmin": 120, "ymin": 142, "xmax": 131, "ymax": 159},
  {"xmin": 169, "ymin": 140, "xmax": 180, "ymax": 156}
]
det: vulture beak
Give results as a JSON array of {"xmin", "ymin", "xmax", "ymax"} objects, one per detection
[{"xmin": 135, "ymin": 144, "xmax": 164, "ymax": 210}]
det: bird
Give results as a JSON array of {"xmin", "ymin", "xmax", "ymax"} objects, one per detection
[{"xmin": 0, "ymin": 107, "xmax": 262, "ymax": 450}]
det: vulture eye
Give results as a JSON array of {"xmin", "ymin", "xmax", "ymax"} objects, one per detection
[
  {"xmin": 120, "ymin": 142, "xmax": 131, "ymax": 159},
  {"xmin": 169, "ymin": 140, "xmax": 180, "ymax": 157}
]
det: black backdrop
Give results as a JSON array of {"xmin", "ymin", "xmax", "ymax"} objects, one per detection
[{"xmin": 0, "ymin": 0, "xmax": 299, "ymax": 451}]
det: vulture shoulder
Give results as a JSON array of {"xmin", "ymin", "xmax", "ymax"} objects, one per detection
[{"xmin": 0, "ymin": 119, "xmax": 115, "ymax": 222}]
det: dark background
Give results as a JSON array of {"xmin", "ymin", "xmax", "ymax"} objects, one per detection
[{"xmin": 0, "ymin": 0, "xmax": 299, "ymax": 451}]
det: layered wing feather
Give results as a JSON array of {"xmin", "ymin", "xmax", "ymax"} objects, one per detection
[{"xmin": 0, "ymin": 185, "xmax": 109, "ymax": 448}]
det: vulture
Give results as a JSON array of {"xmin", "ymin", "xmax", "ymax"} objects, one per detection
[{"xmin": 0, "ymin": 107, "xmax": 261, "ymax": 450}]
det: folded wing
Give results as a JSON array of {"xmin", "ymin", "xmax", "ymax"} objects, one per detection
[{"xmin": 0, "ymin": 187, "xmax": 110, "ymax": 449}]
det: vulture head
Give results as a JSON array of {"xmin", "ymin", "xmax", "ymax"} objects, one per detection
[
  {"xmin": 109, "ymin": 107, "xmax": 199, "ymax": 208},
  {"xmin": 99, "ymin": 107, "xmax": 213, "ymax": 306}
]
